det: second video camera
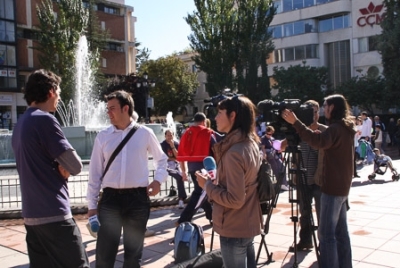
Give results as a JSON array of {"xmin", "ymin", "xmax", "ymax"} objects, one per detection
[{"xmin": 257, "ymin": 99, "xmax": 314, "ymax": 144}]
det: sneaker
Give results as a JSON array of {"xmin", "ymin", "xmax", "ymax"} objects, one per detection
[
  {"xmin": 178, "ymin": 200, "xmax": 184, "ymax": 209},
  {"xmin": 281, "ymin": 185, "xmax": 289, "ymax": 191},
  {"xmin": 145, "ymin": 229, "xmax": 156, "ymax": 237}
]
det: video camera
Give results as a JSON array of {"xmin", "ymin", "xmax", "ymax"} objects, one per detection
[
  {"xmin": 203, "ymin": 91, "xmax": 237, "ymax": 107},
  {"xmin": 257, "ymin": 99, "xmax": 314, "ymax": 146}
]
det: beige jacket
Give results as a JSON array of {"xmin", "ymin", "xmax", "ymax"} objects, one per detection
[{"xmin": 204, "ymin": 129, "xmax": 263, "ymax": 238}]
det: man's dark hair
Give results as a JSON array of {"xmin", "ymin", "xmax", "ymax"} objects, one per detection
[
  {"xmin": 105, "ymin": 90, "xmax": 134, "ymax": 117},
  {"xmin": 24, "ymin": 69, "xmax": 61, "ymax": 105},
  {"xmin": 325, "ymin": 94, "xmax": 352, "ymax": 126},
  {"xmin": 194, "ymin": 112, "xmax": 206, "ymax": 122}
]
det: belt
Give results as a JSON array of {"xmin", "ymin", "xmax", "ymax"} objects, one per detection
[{"xmin": 103, "ymin": 187, "xmax": 147, "ymax": 194}]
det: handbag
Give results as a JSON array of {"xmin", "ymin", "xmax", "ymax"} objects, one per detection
[{"xmin": 98, "ymin": 124, "xmax": 139, "ymax": 200}]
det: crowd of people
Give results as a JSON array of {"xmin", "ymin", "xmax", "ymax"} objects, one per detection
[{"xmin": 11, "ymin": 68, "xmax": 400, "ymax": 268}]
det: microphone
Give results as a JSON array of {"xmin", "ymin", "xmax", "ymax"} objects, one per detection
[
  {"xmin": 203, "ymin": 156, "xmax": 217, "ymax": 181},
  {"xmin": 86, "ymin": 215, "xmax": 101, "ymax": 238}
]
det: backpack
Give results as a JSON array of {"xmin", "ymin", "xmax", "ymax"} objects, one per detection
[
  {"xmin": 174, "ymin": 222, "xmax": 205, "ymax": 263},
  {"xmin": 257, "ymin": 159, "xmax": 275, "ymax": 203},
  {"xmin": 177, "ymin": 125, "xmax": 213, "ymax": 162}
]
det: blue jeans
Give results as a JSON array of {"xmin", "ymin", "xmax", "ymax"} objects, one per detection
[
  {"xmin": 178, "ymin": 170, "xmax": 212, "ymax": 223},
  {"xmin": 318, "ymin": 193, "xmax": 352, "ymax": 268},
  {"xmin": 96, "ymin": 187, "xmax": 150, "ymax": 268},
  {"xmin": 220, "ymin": 236, "xmax": 256, "ymax": 268}
]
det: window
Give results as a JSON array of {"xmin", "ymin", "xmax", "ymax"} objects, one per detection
[
  {"xmin": 327, "ymin": 40, "xmax": 351, "ymax": 88},
  {"xmin": 285, "ymin": 48, "xmax": 295, "ymax": 61},
  {"xmin": 104, "ymin": 6, "xmax": 119, "ymax": 15},
  {"xmin": 272, "ymin": 45, "xmax": 318, "ymax": 63},
  {"xmin": 358, "ymin": 36, "xmax": 380, "ymax": 53},
  {"xmin": 284, "ymin": 24, "xmax": 293, "ymax": 37},
  {"xmin": 0, "ymin": 68, "xmax": 17, "ymax": 88},
  {"xmin": 295, "ymin": 46, "xmax": 305, "ymax": 60},
  {"xmin": 102, "ymin": 58, "xmax": 107, "ymax": 68},
  {"xmin": 293, "ymin": 0, "xmax": 304, "ymax": 10},
  {"xmin": 293, "ymin": 21, "xmax": 304, "ymax": 35},
  {"xmin": 101, "ymin": 21, "xmax": 105, "ymax": 30},
  {"xmin": 271, "ymin": 26, "xmax": 282, "ymax": 38},
  {"xmin": 319, "ymin": 14, "xmax": 350, "ymax": 32},
  {"xmin": 306, "ymin": 44, "xmax": 318, "ymax": 58},
  {"xmin": 274, "ymin": 49, "xmax": 283, "ymax": 63},
  {"xmin": 283, "ymin": 0, "xmax": 292, "ymax": 12},
  {"xmin": 368, "ymin": 35, "xmax": 379, "ymax": 51},
  {"xmin": 0, "ymin": 45, "xmax": 16, "ymax": 66},
  {"xmin": 0, "ymin": 0, "xmax": 14, "ymax": 20},
  {"xmin": 358, "ymin": 37, "xmax": 368, "ymax": 53}
]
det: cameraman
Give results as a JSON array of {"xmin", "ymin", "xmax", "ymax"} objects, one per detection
[
  {"xmin": 282, "ymin": 94, "xmax": 354, "ymax": 268},
  {"xmin": 292, "ymin": 100, "xmax": 327, "ymax": 251}
]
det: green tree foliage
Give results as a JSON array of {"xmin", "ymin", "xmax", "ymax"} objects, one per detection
[
  {"xmin": 335, "ymin": 74, "xmax": 386, "ymax": 114},
  {"xmin": 272, "ymin": 62, "xmax": 328, "ymax": 104},
  {"xmin": 377, "ymin": 0, "xmax": 400, "ymax": 106},
  {"xmin": 235, "ymin": 0, "xmax": 275, "ymax": 104},
  {"xmin": 35, "ymin": 0, "xmax": 106, "ymax": 103},
  {"xmin": 186, "ymin": 0, "xmax": 276, "ymax": 103},
  {"xmin": 141, "ymin": 56, "xmax": 199, "ymax": 117},
  {"xmin": 186, "ymin": 0, "xmax": 237, "ymax": 96},
  {"xmin": 135, "ymin": 40, "xmax": 151, "ymax": 71}
]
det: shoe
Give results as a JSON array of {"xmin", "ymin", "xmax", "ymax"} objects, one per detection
[
  {"xmin": 178, "ymin": 200, "xmax": 184, "ymax": 209},
  {"xmin": 145, "ymin": 229, "xmax": 156, "ymax": 237},
  {"xmin": 289, "ymin": 241, "xmax": 313, "ymax": 252},
  {"xmin": 281, "ymin": 185, "xmax": 289, "ymax": 191}
]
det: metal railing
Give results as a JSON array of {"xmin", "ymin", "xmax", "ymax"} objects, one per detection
[{"xmin": 0, "ymin": 171, "xmax": 194, "ymax": 211}]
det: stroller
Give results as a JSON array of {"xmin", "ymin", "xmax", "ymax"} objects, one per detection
[
  {"xmin": 368, "ymin": 148, "xmax": 399, "ymax": 181},
  {"xmin": 356, "ymin": 138, "xmax": 375, "ymax": 164}
]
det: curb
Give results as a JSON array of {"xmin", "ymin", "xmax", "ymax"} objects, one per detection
[{"xmin": 0, "ymin": 195, "xmax": 184, "ymax": 220}]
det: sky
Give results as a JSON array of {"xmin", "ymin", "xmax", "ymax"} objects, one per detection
[{"xmin": 126, "ymin": 1, "xmax": 197, "ymax": 59}]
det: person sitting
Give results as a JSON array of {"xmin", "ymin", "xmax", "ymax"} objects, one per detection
[
  {"xmin": 160, "ymin": 129, "xmax": 187, "ymax": 209},
  {"xmin": 261, "ymin": 126, "xmax": 289, "ymax": 191}
]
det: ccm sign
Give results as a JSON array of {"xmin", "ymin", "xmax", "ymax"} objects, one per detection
[{"xmin": 357, "ymin": 2, "xmax": 384, "ymax": 27}]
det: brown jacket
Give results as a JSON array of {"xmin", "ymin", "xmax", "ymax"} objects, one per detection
[
  {"xmin": 293, "ymin": 119, "xmax": 355, "ymax": 196},
  {"xmin": 204, "ymin": 129, "xmax": 262, "ymax": 238}
]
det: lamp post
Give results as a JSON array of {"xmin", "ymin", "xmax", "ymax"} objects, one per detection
[{"xmin": 136, "ymin": 72, "xmax": 155, "ymax": 123}]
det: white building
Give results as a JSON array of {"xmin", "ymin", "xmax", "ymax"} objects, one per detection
[{"xmin": 268, "ymin": 0, "xmax": 384, "ymax": 89}]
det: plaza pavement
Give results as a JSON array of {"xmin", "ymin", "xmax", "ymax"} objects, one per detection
[{"xmin": 1, "ymin": 155, "xmax": 400, "ymax": 267}]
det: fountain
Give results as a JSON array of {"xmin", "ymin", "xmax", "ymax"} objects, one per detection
[{"xmin": 0, "ymin": 35, "xmax": 173, "ymax": 163}]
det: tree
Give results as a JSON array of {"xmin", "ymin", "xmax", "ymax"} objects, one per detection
[
  {"xmin": 135, "ymin": 40, "xmax": 151, "ymax": 71},
  {"xmin": 186, "ymin": 0, "xmax": 237, "ymax": 96},
  {"xmin": 186, "ymin": 0, "xmax": 276, "ymax": 104},
  {"xmin": 235, "ymin": 0, "xmax": 275, "ymax": 104},
  {"xmin": 335, "ymin": 73, "xmax": 386, "ymax": 115},
  {"xmin": 377, "ymin": 0, "xmax": 400, "ymax": 107},
  {"xmin": 140, "ymin": 56, "xmax": 199, "ymax": 117},
  {"xmin": 272, "ymin": 62, "xmax": 328, "ymax": 104}
]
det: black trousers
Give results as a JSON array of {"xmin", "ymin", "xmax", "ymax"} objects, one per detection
[{"xmin": 25, "ymin": 218, "xmax": 89, "ymax": 268}]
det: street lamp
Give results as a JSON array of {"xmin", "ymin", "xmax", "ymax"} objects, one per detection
[{"xmin": 136, "ymin": 72, "xmax": 155, "ymax": 123}]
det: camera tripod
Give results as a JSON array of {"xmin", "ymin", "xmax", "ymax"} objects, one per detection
[{"xmin": 285, "ymin": 145, "xmax": 320, "ymax": 267}]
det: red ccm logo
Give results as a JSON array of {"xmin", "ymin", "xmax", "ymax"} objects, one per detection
[{"xmin": 357, "ymin": 2, "xmax": 384, "ymax": 27}]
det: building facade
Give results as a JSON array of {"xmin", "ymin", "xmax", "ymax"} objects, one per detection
[
  {"xmin": 0, "ymin": 0, "xmax": 137, "ymax": 130},
  {"xmin": 268, "ymin": 0, "xmax": 384, "ymax": 91}
]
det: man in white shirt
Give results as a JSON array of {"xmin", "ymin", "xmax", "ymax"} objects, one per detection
[
  {"xmin": 87, "ymin": 90, "xmax": 168, "ymax": 268},
  {"xmin": 360, "ymin": 111, "xmax": 372, "ymax": 141}
]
